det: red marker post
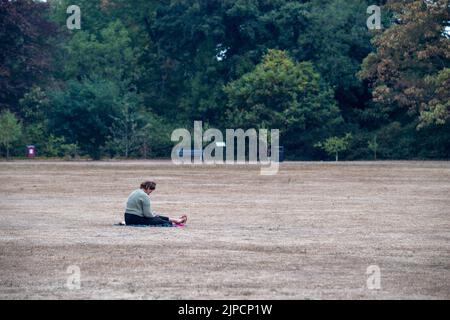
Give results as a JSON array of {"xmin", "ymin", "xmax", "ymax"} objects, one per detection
[{"xmin": 27, "ymin": 145, "xmax": 36, "ymax": 158}]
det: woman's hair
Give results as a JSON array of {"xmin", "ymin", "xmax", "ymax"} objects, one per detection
[{"xmin": 140, "ymin": 181, "xmax": 156, "ymax": 190}]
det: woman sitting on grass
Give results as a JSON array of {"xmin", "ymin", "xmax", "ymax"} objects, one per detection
[{"xmin": 124, "ymin": 181, "xmax": 187, "ymax": 227}]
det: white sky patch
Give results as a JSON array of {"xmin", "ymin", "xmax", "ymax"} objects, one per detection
[
  {"xmin": 444, "ymin": 26, "xmax": 450, "ymax": 37},
  {"xmin": 215, "ymin": 44, "xmax": 228, "ymax": 62}
]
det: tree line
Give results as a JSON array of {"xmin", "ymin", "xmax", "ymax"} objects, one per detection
[{"xmin": 0, "ymin": 0, "xmax": 449, "ymax": 160}]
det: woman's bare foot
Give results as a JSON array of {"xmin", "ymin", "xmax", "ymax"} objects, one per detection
[{"xmin": 169, "ymin": 215, "xmax": 187, "ymax": 225}]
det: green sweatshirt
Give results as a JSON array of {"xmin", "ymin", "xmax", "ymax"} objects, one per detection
[{"xmin": 125, "ymin": 189, "xmax": 154, "ymax": 218}]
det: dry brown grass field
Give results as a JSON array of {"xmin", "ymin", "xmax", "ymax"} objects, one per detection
[{"xmin": 0, "ymin": 160, "xmax": 449, "ymax": 299}]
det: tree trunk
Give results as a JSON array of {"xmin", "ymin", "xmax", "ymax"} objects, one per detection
[
  {"xmin": 125, "ymin": 124, "xmax": 129, "ymax": 158},
  {"xmin": 335, "ymin": 151, "xmax": 338, "ymax": 162},
  {"xmin": 142, "ymin": 140, "xmax": 148, "ymax": 159}
]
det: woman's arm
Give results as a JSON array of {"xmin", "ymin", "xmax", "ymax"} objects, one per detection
[{"xmin": 140, "ymin": 195, "xmax": 154, "ymax": 218}]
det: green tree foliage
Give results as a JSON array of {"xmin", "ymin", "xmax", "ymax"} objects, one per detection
[
  {"xmin": 368, "ymin": 135, "xmax": 379, "ymax": 160},
  {"xmin": 419, "ymin": 68, "xmax": 450, "ymax": 127},
  {"xmin": 135, "ymin": 112, "xmax": 177, "ymax": 159},
  {"xmin": 2, "ymin": 0, "xmax": 449, "ymax": 160},
  {"xmin": 0, "ymin": 0, "xmax": 56, "ymax": 113},
  {"xmin": 44, "ymin": 134, "xmax": 78, "ymax": 158},
  {"xmin": 359, "ymin": 0, "xmax": 450, "ymax": 127},
  {"xmin": 19, "ymin": 86, "xmax": 48, "ymax": 125},
  {"xmin": 225, "ymin": 49, "xmax": 342, "ymax": 158},
  {"xmin": 63, "ymin": 20, "xmax": 142, "ymax": 87},
  {"xmin": 18, "ymin": 86, "xmax": 50, "ymax": 150},
  {"xmin": 289, "ymin": 0, "xmax": 373, "ymax": 120},
  {"xmin": 105, "ymin": 100, "xmax": 143, "ymax": 158},
  {"xmin": 47, "ymin": 18, "xmax": 150, "ymax": 159},
  {"xmin": 315, "ymin": 133, "xmax": 352, "ymax": 161},
  {"xmin": 0, "ymin": 110, "xmax": 22, "ymax": 158},
  {"xmin": 47, "ymin": 79, "xmax": 123, "ymax": 159}
]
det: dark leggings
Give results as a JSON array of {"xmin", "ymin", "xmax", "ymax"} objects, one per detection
[{"xmin": 124, "ymin": 213, "xmax": 172, "ymax": 226}]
